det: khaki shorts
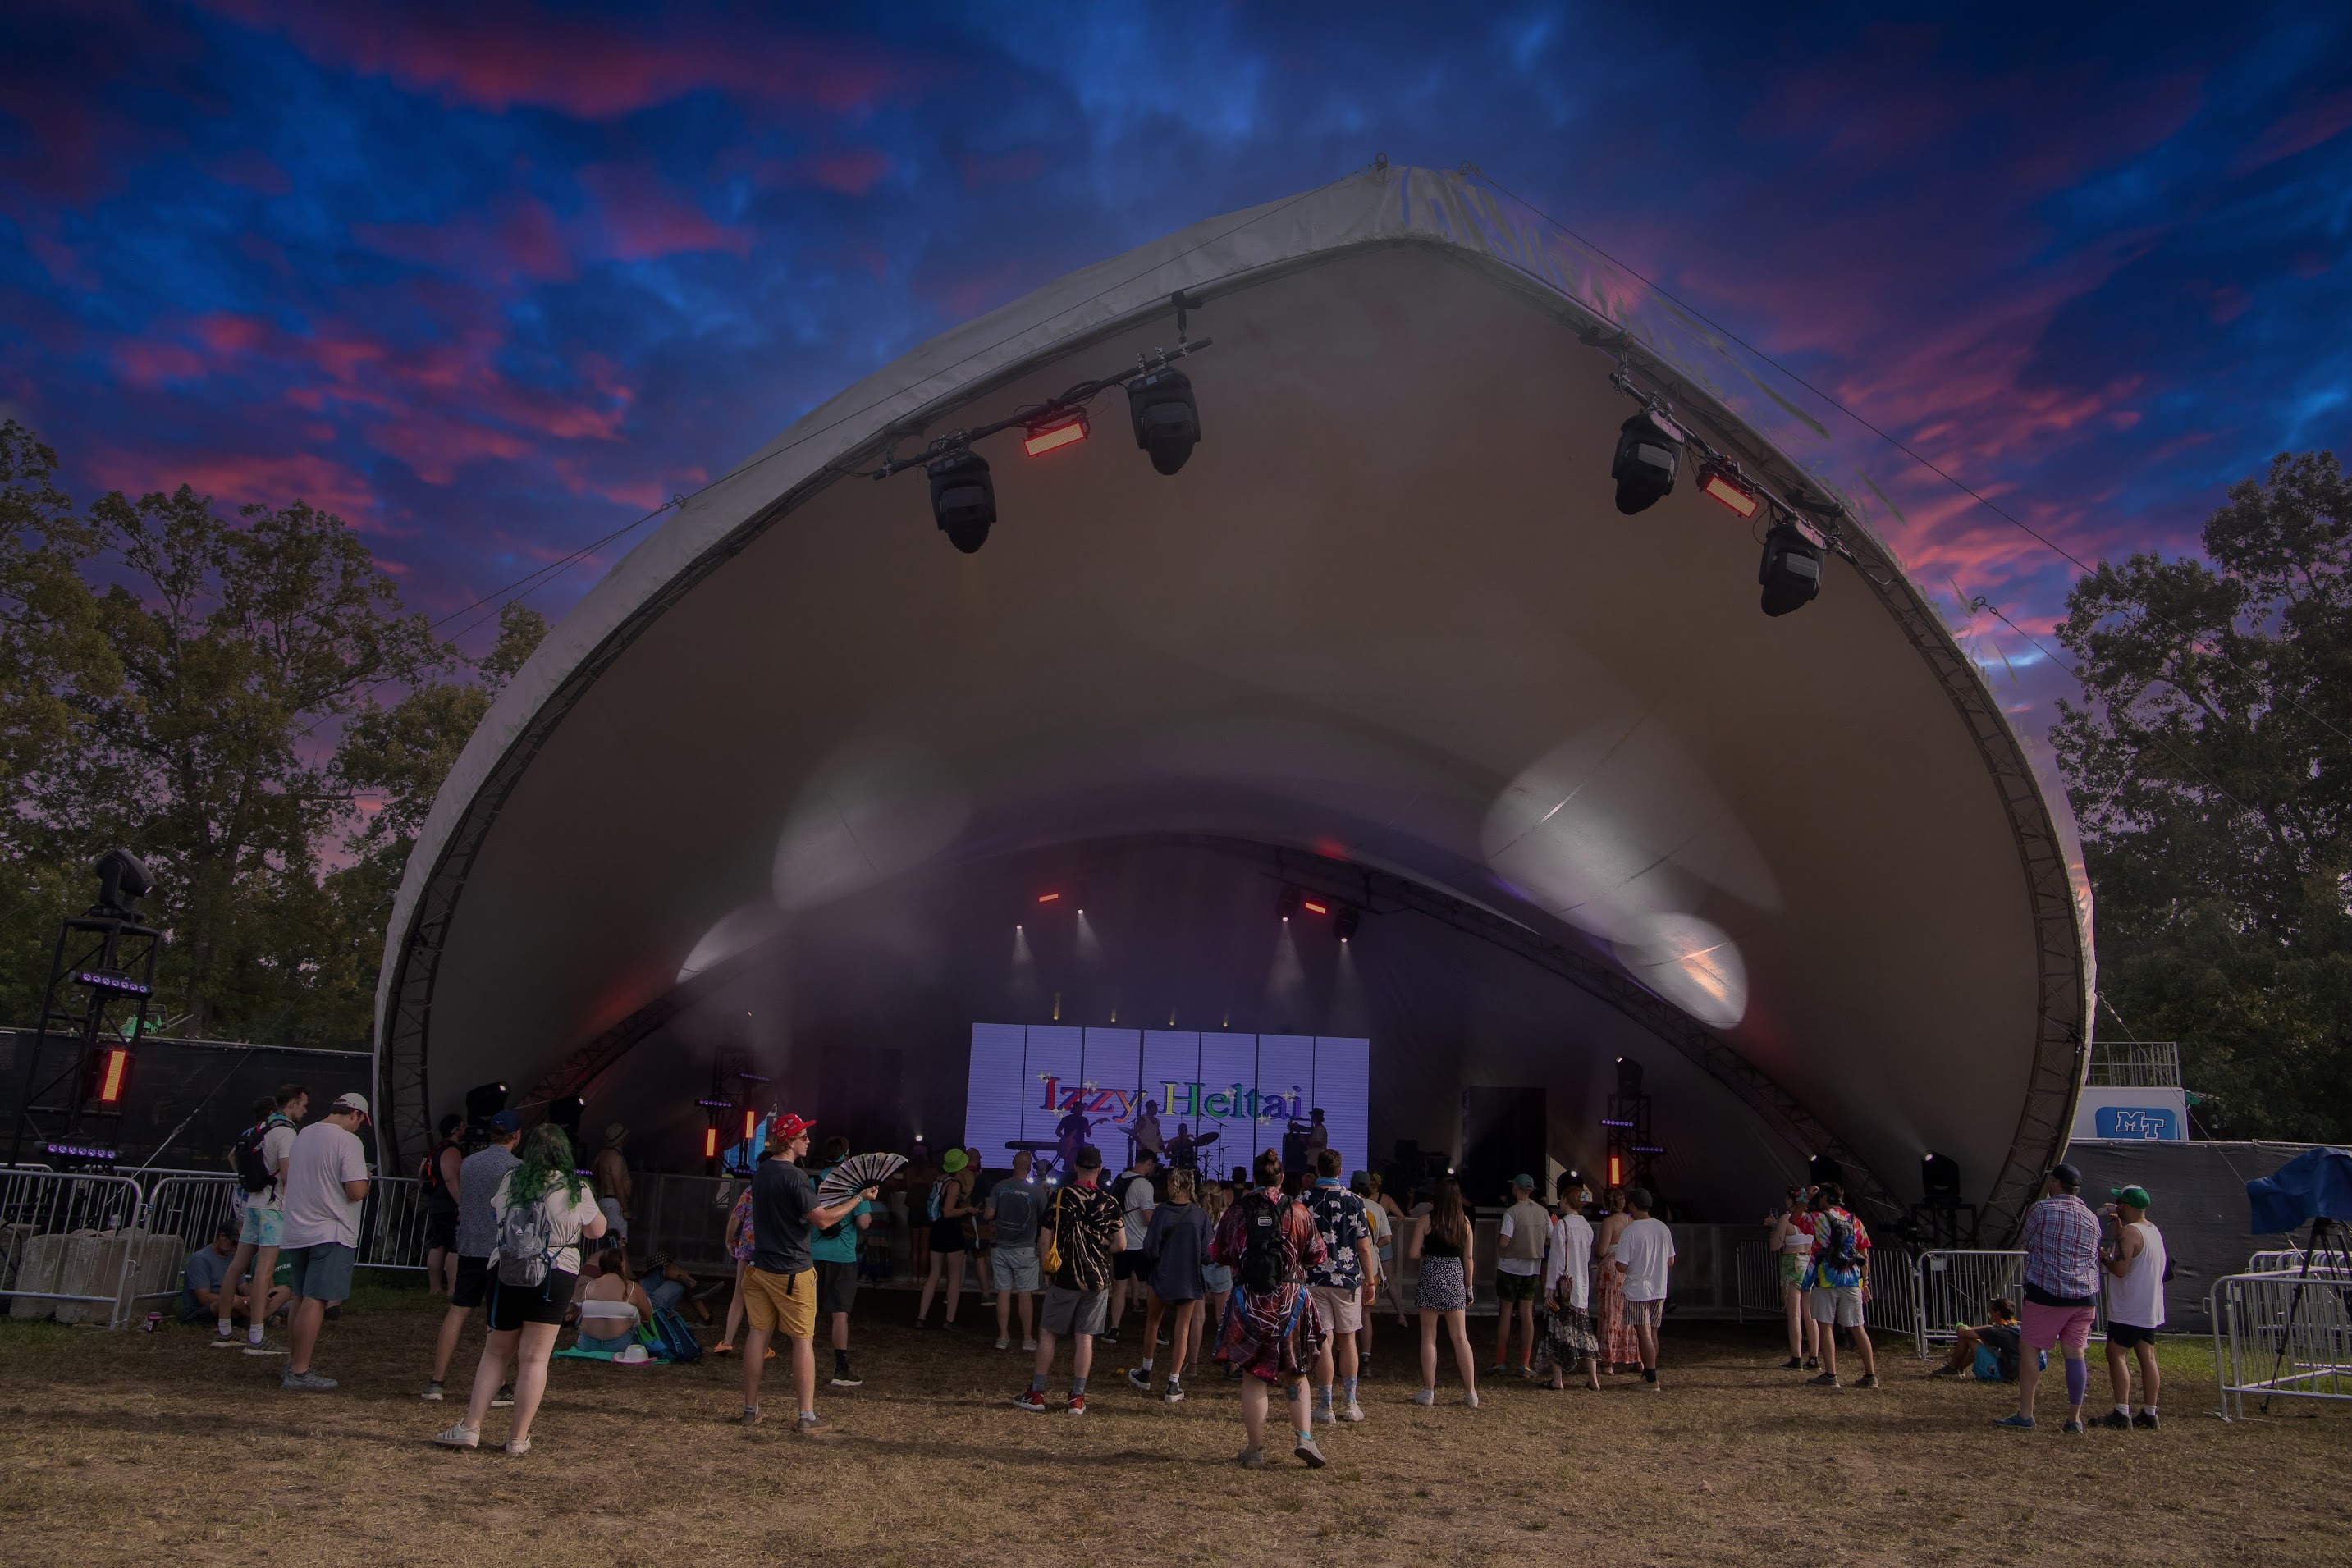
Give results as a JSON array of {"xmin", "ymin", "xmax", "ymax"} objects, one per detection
[
  {"xmin": 1310, "ymin": 1283, "xmax": 1364, "ymax": 1334},
  {"xmin": 742, "ymin": 1265, "xmax": 817, "ymax": 1340},
  {"xmin": 1622, "ymin": 1296, "xmax": 1665, "ymax": 1328}
]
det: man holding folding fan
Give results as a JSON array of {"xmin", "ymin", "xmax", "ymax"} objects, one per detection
[{"xmin": 739, "ymin": 1113, "xmax": 881, "ymax": 1434}]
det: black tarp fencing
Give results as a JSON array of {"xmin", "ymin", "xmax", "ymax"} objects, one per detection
[
  {"xmin": 2, "ymin": 1028, "xmax": 372, "ymax": 1173},
  {"xmin": 2066, "ymin": 1139, "xmax": 2328, "ymax": 1332}
]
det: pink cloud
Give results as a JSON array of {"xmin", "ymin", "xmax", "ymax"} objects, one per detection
[
  {"xmin": 85, "ymin": 446, "xmax": 381, "ymax": 524},
  {"xmin": 777, "ymin": 146, "xmax": 893, "ymax": 197},
  {"xmin": 577, "ymin": 161, "xmax": 748, "ymax": 259},
  {"xmin": 355, "ymin": 193, "xmax": 576, "ymax": 283},
  {"xmin": 213, "ymin": 1, "xmax": 927, "ymax": 119}
]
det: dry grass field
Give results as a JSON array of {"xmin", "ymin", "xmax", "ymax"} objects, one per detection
[{"xmin": 2, "ymin": 1281, "xmax": 2345, "ymax": 1566}]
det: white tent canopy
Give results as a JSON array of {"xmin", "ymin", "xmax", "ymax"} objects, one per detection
[{"xmin": 375, "ymin": 166, "xmax": 2087, "ymax": 1232}]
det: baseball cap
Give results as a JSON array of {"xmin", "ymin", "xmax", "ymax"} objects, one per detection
[
  {"xmin": 1512, "ymin": 1173, "xmax": 1535, "ymax": 1191},
  {"xmin": 2049, "ymin": 1162, "xmax": 2083, "ymax": 1191},
  {"xmin": 331, "ymin": 1092, "xmax": 370, "ymax": 1118},
  {"xmin": 767, "ymin": 1112, "xmax": 814, "ymax": 1144},
  {"xmin": 488, "ymin": 1110, "xmax": 522, "ymax": 1133},
  {"xmin": 2110, "ymin": 1185, "xmax": 2152, "ymax": 1209}
]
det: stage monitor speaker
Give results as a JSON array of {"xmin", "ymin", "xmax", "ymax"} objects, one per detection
[{"xmin": 1460, "ymin": 1088, "xmax": 1546, "ymax": 1209}]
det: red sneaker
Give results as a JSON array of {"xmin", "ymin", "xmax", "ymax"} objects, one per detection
[
  {"xmin": 1012, "ymin": 1391, "xmax": 1049, "ymax": 1414},
  {"xmin": 1064, "ymin": 1394, "xmax": 1088, "ymax": 1415}
]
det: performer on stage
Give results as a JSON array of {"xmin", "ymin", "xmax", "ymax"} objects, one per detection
[
  {"xmin": 1123, "ymin": 1099, "xmax": 1165, "ymax": 1168},
  {"xmin": 1055, "ymin": 1104, "xmax": 1092, "ymax": 1173}
]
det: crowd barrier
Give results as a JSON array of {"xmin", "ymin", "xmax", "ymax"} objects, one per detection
[
  {"xmin": 2210, "ymin": 1269, "xmax": 2352, "ymax": 1421},
  {"xmin": 0, "ymin": 1166, "xmax": 174, "ymax": 1328}
]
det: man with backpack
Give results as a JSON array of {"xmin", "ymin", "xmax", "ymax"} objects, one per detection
[
  {"xmin": 1105, "ymin": 1149, "xmax": 1158, "ymax": 1345},
  {"xmin": 1208, "ymin": 1148, "xmax": 1330, "ymax": 1469},
  {"xmin": 1803, "ymin": 1183, "xmax": 1877, "ymax": 1390},
  {"xmin": 419, "ymin": 1113, "xmax": 465, "ymax": 1298},
  {"xmin": 217, "ymin": 1084, "xmax": 306, "ymax": 1353},
  {"xmin": 1014, "ymin": 1143, "xmax": 1122, "ymax": 1415},
  {"xmin": 986, "ymin": 1149, "xmax": 1045, "ymax": 1352}
]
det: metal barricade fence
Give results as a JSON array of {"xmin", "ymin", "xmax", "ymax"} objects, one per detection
[
  {"xmin": 630, "ymin": 1172, "xmax": 744, "ymax": 1276},
  {"xmin": 355, "ymin": 1176, "xmax": 430, "ymax": 1273},
  {"xmin": 2249, "ymin": 1249, "xmax": 2352, "ymax": 1276},
  {"xmin": 1910, "ymin": 1249, "xmax": 2023, "ymax": 1360},
  {"xmin": 0, "ymin": 1166, "xmax": 157, "ymax": 1328},
  {"xmin": 2211, "ymin": 1269, "xmax": 2352, "ymax": 1420},
  {"xmin": 143, "ymin": 1173, "xmax": 242, "ymax": 1256}
]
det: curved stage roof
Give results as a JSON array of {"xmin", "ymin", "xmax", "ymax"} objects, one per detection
[{"xmin": 374, "ymin": 166, "xmax": 2089, "ymax": 1233}]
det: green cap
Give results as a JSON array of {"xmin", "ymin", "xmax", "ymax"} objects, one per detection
[{"xmin": 2111, "ymin": 1185, "xmax": 2151, "ymax": 1210}]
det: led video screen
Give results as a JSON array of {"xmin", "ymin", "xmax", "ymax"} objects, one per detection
[{"xmin": 963, "ymin": 1025, "xmax": 1370, "ymax": 1175}]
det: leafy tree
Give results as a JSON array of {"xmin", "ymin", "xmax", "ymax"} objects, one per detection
[
  {"xmin": 2052, "ymin": 450, "xmax": 2352, "ymax": 1141},
  {"xmin": 0, "ymin": 423, "xmax": 542, "ymax": 1048}
]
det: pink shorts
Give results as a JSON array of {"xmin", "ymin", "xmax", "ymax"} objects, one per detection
[{"xmin": 2019, "ymin": 1299, "xmax": 2094, "ymax": 1355}]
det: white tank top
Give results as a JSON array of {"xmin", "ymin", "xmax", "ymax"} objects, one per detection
[{"xmin": 2107, "ymin": 1219, "xmax": 2167, "ymax": 1329}]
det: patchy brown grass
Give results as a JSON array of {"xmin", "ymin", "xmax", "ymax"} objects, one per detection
[{"xmin": 0, "ymin": 1283, "xmax": 2345, "ymax": 1566}]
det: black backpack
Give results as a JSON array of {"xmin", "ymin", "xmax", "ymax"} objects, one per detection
[
  {"xmin": 1238, "ymin": 1192, "xmax": 1293, "ymax": 1295},
  {"xmin": 233, "ymin": 1117, "xmax": 283, "ymax": 1194}
]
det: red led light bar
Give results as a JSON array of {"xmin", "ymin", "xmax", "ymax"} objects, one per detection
[
  {"xmin": 742, "ymin": 1109, "xmax": 757, "ymax": 1143},
  {"xmin": 1608, "ymin": 1154, "xmax": 1623, "ymax": 1187},
  {"xmin": 1022, "ymin": 409, "xmax": 1089, "ymax": 456},
  {"xmin": 1700, "ymin": 467, "xmax": 1760, "ymax": 519},
  {"xmin": 703, "ymin": 1126, "xmax": 718, "ymax": 1159},
  {"xmin": 1036, "ymin": 892, "xmax": 1061, "ymax": 903},
  {"xmin": 97, "ymin": 1048, "xmax": 130, "ymax": 1104},
  {"xmin": 1302, "ymin": 900, "xmax": 1329, "ymax": 915}
]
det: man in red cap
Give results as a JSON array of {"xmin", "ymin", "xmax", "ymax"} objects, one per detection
[{"xmin": 741, "ymin": 1113, "xmax": 879, "ymax": 1433}]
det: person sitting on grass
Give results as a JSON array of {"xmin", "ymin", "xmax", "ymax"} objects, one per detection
[
  {"xmin": 183, "ymin": 1218, "xmax": 289, "ymax": 1328},
  {"xmin": 1930, "ymin": 1297, "xmax": 2023, "ymax": 1380},
  {"xmin": 432, "ymin": 1123, "xmax": 606, "ymax": 1455},
  {"xmin": 638, "ymin": 1253, "xmax": 710, "ymax": 1323},
  {"xmin": 573, "ymin": 1246, "xmax": 654, "ymax": 1353}
]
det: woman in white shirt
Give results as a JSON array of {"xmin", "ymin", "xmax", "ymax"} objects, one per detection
[
  {"xmin": 432, "ymin": 1125, "xmax": 606, "ymax": 1454},
  {"xmin": 1537, "ymin": 1181, "xmax": 1602, "ymax": 1389}
]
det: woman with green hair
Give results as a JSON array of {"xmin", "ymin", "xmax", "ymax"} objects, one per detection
[{"xmin": 434, "ymin": 1122, "xmax": 606, "ymax": 1454}]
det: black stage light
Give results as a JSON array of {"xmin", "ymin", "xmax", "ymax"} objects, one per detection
[
  {"xmin": 94, "ymin": 848, "xmax": 153, "ymax": 917},
  {"xmin": 1614, "ymin": 1056, "xmax": 1644, "ymax": 1096},
  {"xmin": 1610, "ymin": 409, "xmax": 1683, "ymax": 514},
  {"xmin": 1759, "ymin": 519, "xmax": 1826, "ymax": 617},
  {"xmin": 1275, "ymin": 885, "xmax": 1302, "ymax": 921},
  {"xmin": 1922, "ymin": 1151, "xmax": 1961, "ymax": 1203},
  {"xmin": 928, "ymin": 448, "xmax": 995, "ymax": 553},
  {"xmin": 1808, "ymin": 1153, "xmax": 1843, "ymax": 1189},
  {"xmin": 1332, "ymin": 906, "xmax": 1361, "ymax": 943},
  {"xmin": 464, "ymin": 1081, "xmax": 511, "ymax": 1122},
  {"xmin": 1128, "ymin": 365, "xmax": 1200, "ymax": 475}
]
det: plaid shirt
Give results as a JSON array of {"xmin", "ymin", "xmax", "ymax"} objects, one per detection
[
  {"xmin": 1302, "ymin": 1181, "xmax": 1370, "ymax": 1288},
  {"xmin": 2020, "ymin": 1193, "xmax": 2103, "ymax": 1301}
]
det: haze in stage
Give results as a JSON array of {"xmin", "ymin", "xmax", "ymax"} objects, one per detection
[{"xmin": 961, "ymin": 1024, "xmax": 1370, "ymax": 1173}]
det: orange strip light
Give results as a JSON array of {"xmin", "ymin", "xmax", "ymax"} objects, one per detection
[
  {"xmin": 98, "ymin": 1049, "xmax": 129, "ymax": 1103},
  {"xmin": 1608, "ymin": 1154, "xmax": 1622, "ymax": 1188},
  {"xmin": 703, "ymin": 1126, "xmax": 718, "ymax": 1159},
  {"xmin": 1701, "ymin": 469, "xmax": 1760, "ymax": 519},
  {"xmin": 1302, "ymin": 900, "xmax": 1329, "ymax": 915},
  {"xmin": 743, "ymin": 1109, "xmax": 757, "ymax": 1143},
  {"xmin": 1022, "ymin": 414, "xmax": 1088, "ymax": 456},
  {"xmin": 1036, "ymin": 892, "xmax": 1060, "ymax": 903}
]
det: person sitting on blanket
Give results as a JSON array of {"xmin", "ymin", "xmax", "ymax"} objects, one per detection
[{"xmin": 573, "ymin": 1246, "xmax": 655, "ymax": 1352}]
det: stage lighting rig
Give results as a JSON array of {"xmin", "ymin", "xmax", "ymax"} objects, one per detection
[
  {"xmin": 1610, "ymin": 408, "xmax": 1684, "ymax": 514},
  {"xmin": 1332, "ymin": 905, "xmax": 1361, "ymax": 942},
  {"xmin": 1602, "ymin": 360, "xmax": 1853, "ymax": 619},
  {"xmin": 863, "ymin": 292, "xmax": 1214, "ymax": 552},
  {"xmin": 1275, "ymin": 885, "xmax": 1302, "ymax": 921},
  {"xmin": 1759, "ymin": 518, "xmax": 1826, "ymax": 617}
]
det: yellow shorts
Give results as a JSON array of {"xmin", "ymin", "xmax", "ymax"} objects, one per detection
[{"xmin": 742, "ymin": 1265, "xmax": 817, "ymax": 1340}]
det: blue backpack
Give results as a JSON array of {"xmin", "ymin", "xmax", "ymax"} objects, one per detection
[{"xmin": 647, "ymin": 1305, "xmax": 702, "ymax": 1363}]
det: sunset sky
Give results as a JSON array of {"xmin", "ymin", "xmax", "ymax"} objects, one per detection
[{"xmin": 5, "ymin": 3, "xmax": 2349, "ymax": 734}]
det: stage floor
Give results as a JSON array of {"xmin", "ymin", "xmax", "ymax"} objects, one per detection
[{"xmin": 2, "ymin": 1280, "xmax": 2343, "ymax": 1565}]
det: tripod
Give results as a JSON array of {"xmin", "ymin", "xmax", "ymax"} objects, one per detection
[{"xmin": 2261, "ymin": 1216, "xmax": 2352, "ymax": 1415}]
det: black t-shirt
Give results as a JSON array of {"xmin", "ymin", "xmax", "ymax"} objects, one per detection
[{"xmin": 750, "ymin": 1158, "xmax": 817, "ymax": 1276}]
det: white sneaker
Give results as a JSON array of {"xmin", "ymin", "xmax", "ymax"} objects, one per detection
[
  {"xmin": 431, "ymin": 1424, "xmax": 479, "ymax": 1449},
  {"xmin": 1412, "ymin": 1387, "xmax": 1435, "ymax": 1406},
  {"xmin": 1465, "ymin": 1388, "xmax": 1480, "ymax": 1409},
  {"xmin": 1021, "ymin": 1338, "xmax": 1037, "ymax": 1352},
  {"xmin": 995, "ymin": 1336, "xmax": 1010, "ymax": 1351},
  {"xmin": 1313, "ymin": 1402, "xmax": 1335, "ymax": 1425},
  {"xmin": 1343, "ymin": 1400, "xmax": 1365, "ymax": 1423}
]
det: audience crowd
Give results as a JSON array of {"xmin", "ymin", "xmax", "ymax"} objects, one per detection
[{"xmin": 185, "ymin": 1098, "xmax": 2172, "ymax": 1461}]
